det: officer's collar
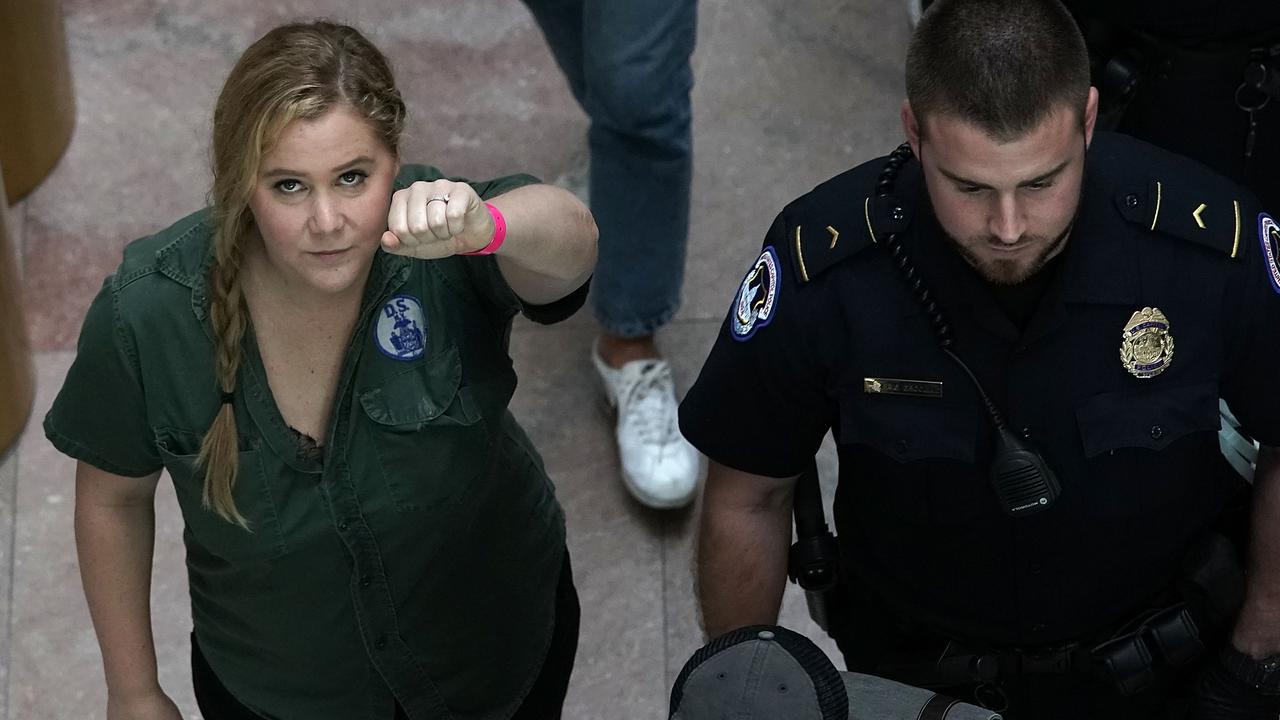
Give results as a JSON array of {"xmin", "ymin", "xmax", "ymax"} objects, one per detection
[
  {"xmin": 898, "ymin": 160, "xmax": 1135, "ymax": 345},
  {"xmin": 910, "ymin": 142, "xmax": 1138, "ymax": 310},
  {"xmin": 1056, "ymin": 143, "xmax": 1140, "ymax": 307}
]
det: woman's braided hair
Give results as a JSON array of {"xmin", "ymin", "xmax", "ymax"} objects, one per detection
[{"xmin": 199, "ymin": 20, "xmax": 406, "ymax": 525}]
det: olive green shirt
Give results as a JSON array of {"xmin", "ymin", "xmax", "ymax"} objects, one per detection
[{"xmin": 45, "ymin": 166, "xmax": 585, "ymax": 720}]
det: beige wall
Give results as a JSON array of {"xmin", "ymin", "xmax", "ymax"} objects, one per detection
[
  {"xmin": 0, "ymin": 167, "xmax": 33, "ymax": 455},
  {"xmin": 0, "ymin": 0, "xmax": 76, "ymax": 203}
]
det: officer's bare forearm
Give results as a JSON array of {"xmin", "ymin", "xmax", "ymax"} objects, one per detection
[
  {"xmin": 1232, "ymin": 445, "xmax": 1280, "ymax": 657},
  {"xmin": 74, "ymin": 462, "xmax": 166, "ymax": 701},
  {"xmin": 696, "ymin": 461, "xmax": 797, "ymax": 639}
]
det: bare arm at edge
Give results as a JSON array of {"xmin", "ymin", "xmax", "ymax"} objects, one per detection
[
  {"xmin": 696, "ymin": 459, "xmax": 799, "ymax": 639},
  {"xmin": 1232, "ymin": 445, "xmax": 1280, "ymax": 658},
  {"xmin": 74, "ymin": 461, "xmax": 182, "ymax": 719}
]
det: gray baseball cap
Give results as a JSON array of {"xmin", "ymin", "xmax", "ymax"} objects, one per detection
[
  {"xmin": 669, "ymin": 625, "xmax": 1002, "ymax": 720},
  {"xmin": 669, "ymin": 625, "xmax": 848, "ymax": 720}
]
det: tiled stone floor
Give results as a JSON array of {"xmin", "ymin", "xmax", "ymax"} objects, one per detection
[{"xmin": 1, "ymin": 1, "xmax": 909, "ymax": 718}]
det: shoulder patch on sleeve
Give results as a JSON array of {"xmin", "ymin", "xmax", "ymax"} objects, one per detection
[
  {"xmin": 786, "ymin": 164, "xmax": 914, "ymax": 283},
  {"xmin": 1260, "ymin": 213, "xmax": 1280, "ymax": 294},
  {"xmin": 1114, "ymin": 175, "xmax": 1246, "ymax": 258},
  {"xmin": 731, "ymin": 246, "xmax": 781, "ymax": 341}
]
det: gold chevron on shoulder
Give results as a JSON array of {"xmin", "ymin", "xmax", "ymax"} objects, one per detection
[{"xmin": 1192, "ymin": 203, "xmax": 1207, "ymax": 229}]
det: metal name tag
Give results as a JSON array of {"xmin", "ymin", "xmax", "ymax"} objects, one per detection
[{"xmin": 863, "ymin": 377, "xmax": 943, "ymax": 399}]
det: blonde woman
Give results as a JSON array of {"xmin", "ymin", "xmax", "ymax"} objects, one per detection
[{"xmin": 44, "ymin": 20, "xmax": 596, "ymax": 720}]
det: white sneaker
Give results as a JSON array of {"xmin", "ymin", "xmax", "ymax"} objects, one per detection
[{"xmin": 592, "ymin": 344, "xmax": 701, "ymax": 509}]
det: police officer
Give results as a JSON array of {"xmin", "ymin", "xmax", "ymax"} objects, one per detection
[{"xmin": 679, "ymin": 1, "xmax": 1280, "ymax": 717}]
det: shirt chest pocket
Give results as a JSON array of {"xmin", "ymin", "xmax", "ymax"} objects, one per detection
[
  {"xmin": 359, "ymin": 344, "xmax": 489, "ymax": 512},
  {"xmin": 840, "ymin": 396, "xmax": 980, "ymax": 462},
  {"xmin": 1075, "ymin": 380, "xmax": 1224, "ymax": 518},
  {"xmin": 157, "ymin": 429, "xmax": 287, "ymax": 561},
  {"xmin": 838, "ymin": 397, "xmax": 987, "ymax": 524}
]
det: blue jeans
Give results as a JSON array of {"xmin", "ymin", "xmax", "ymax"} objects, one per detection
[{"xmin": 521, "ymin": 0, "xmax": 697, "ymax": 338}]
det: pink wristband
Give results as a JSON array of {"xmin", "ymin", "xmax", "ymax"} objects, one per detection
[{"xmin": 460, "ymin": 202, "xmax": 507, "ymax": 256}]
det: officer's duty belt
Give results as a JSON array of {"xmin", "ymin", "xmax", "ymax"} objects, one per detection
[{"xmin": 876, "ymin": 601, "xmax": 1207, "ymax": 697}]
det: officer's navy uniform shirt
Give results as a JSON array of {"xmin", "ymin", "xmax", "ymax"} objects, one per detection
[{"xmin": 679, "ymin": 132, "xmax": 1280, "ymax": 648}]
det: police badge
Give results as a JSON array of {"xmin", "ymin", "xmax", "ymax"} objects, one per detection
[{"xmin": 1120, "ymin": 307, "xmax": 1174, "ymax": 379}]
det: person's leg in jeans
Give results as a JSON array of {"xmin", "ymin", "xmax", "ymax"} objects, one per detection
[
  {"xmin": 522, "ymin": 0, "xmax": 702, "ymax": 509},
  {"xmin": 520, "ymin": 0, "xmax": 588, "ymax": 101}
]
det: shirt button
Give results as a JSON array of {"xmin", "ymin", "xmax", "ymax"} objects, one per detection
[
  {"xmin": 360, "ymin": 575, "xmax": 372, "ymax": 588},
  {"xmin": 1021, "ymin": 427, "xmax": 1032, "ymax": 441},
  {"xmin": 374, "ymin": 636, "xmax": 388, "ymax": 650},
  {"xmin": 338, "ymin": 521, "xmax": 349, "ymax": 531},
  {"xmin": 1125, "ymin": 193, "xmax": 1140, "ymax": 209},
  {"xmin": 1150, "ymin": 425, "xmax": 1164, "ymax": 440}
]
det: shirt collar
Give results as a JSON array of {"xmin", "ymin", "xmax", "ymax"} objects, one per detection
[
  {"xmin": 1057, "ymin": 145, "xmax": 1139, "ymax": 307},
  {"xmin": 906, "ymin": 142, "xmax": 1139, "ymax": 312}
]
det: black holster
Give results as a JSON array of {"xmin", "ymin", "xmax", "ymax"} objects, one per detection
[
  {"xmin": 1089, "ymin": 532, "xmax": 1245, "ymax": 695},
  {"xmin": 788, "ymin": 460, "xmax": 840, "ymax": 632}
]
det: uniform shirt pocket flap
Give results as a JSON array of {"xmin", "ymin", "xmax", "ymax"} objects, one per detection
[
  {"xmin": 154, "ymin": 428, "xmax": 285, "ymax": 560},
  {"xmin": 360, "ymin": 345, "xmax": 466, "ymax": 426},
  {"xmin": 1076, "ymin": 380, "xmax": 1219, "ymax": 458},
  {"xmin": 840, "ymin": 398, "xmax": 979, "ymax": 463}
]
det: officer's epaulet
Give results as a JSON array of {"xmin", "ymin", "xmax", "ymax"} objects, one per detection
[
  {"xmin": 783, "ymin": 165, "xmax": 913, "ymax": 284},
  {"xmin": 1111, "ymin": 146, "xmax": 1250, "ymax": 260}
]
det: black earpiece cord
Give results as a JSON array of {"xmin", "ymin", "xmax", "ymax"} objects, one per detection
[{"xmin": 873, "ymin": 144, "xmax": 1060, "ymax": 517}]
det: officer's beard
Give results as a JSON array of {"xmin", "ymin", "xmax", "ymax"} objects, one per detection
[{"xmin": 947, "ymin": 220, "xmax": 1074, "ymax": 286}]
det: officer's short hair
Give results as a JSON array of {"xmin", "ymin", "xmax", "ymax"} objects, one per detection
[{"xmin": 906, "ymin": 0, "xmax": 1090, "ymax": 141}]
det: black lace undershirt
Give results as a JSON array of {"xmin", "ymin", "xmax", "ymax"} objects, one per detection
[{"xmin": 286, "ymin": 426, "xmax": 325, "ymax": 466}]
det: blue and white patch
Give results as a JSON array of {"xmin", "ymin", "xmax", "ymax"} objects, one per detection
[
  {"xmin": 375, "ymin": 295, "xmax": 428, "ymax": 360},
  {"xmin": 1261, "ymin": 213, "xmax": 1280, "ymax": 295},
  {"xmin": 731, "ymin": 246, "xmax": 781, "ymax": 341}
]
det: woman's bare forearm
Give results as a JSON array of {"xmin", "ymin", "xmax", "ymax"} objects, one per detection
[
  {"xmin": 491, "ymin": 184, "xmax": 598, "ymax": 304},
  {"xmin": 74, "ymin": 463, "xmax": 165, "ymax": 700}
]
